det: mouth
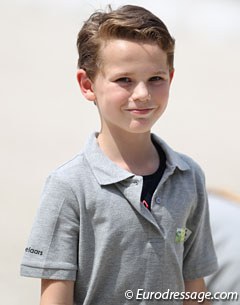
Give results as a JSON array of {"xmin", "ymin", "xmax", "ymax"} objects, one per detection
[{"xmin": 126, "ymin": 108, "xmax": 155, "ymax": 115}]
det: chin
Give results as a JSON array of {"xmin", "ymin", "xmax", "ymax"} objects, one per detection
[
  {"xmin": 126, "ymin": 125, "xmax": 152, "ymax": 134},
  {"xmin": 127, "ymin": 120, "xmax": 156, "ymax": 133}
]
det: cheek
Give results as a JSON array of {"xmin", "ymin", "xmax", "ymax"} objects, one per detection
[
  {"xmin": 156, "ymin": 84, "xmax": 170, "ymax": 100},
  {"xmin": 163, "ymin": 90, "xmax": 170, "ymax": 101},
  {"xmin": 107, "ymin": 86, "xmax": 130, "ymax": 103}
]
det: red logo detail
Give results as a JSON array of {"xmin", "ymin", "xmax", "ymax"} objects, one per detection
[{"xmin": 142, "ymin": 200, "xmax": 149, "ymax": 209}]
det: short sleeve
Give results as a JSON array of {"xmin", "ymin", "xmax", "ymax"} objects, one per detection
[
  {"xmin": 183, "ymin": 171, "xmax": 218, "ymax": 280},
  {"xmin": 20, "ymin": 173, "xmax": 80, "ymax": 280}
]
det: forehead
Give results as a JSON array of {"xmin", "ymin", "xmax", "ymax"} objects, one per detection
[{"xmin": 98, "ymin": 39, "xmax": 168, "ymax": 72}]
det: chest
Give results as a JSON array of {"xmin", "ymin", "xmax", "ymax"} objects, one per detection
[{"xmin": 80, "ymin": 172, "xmax": 196, "ymax": 246}]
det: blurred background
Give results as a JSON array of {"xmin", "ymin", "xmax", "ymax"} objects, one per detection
[{"xmin": 0, "ymin": 0, "xmax": 239, "ymax": 303}]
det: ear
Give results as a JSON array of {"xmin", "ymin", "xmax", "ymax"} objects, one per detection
[
  {"xmin": 76, "ymin": 69, "xmax": 96, "ymax": 101},
  {"xmin": 169, "ymin": 69, "xmax": 175, "ymax": 84}
]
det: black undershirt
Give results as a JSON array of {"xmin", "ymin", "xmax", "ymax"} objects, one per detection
[{"xmin": 140, "ymin": 142, "xmax": 166, "ymax": 210}]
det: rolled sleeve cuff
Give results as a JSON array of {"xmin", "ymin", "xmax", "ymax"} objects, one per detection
[
  {"xmin": 183, "ymin": 258, "xmax": 219, "ymax": 281},
  {"xmin": 20, "ymin": 265, "xmax": 77, "ymax": 281}
]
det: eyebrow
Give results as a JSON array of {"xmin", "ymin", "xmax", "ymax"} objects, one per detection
[
  {"xmin": 113, "ymin": 70, "xmax": 168, "ymax": 78},
  {"xmin": 153, "ymin": 70, "xmax": 168, "ymax": 75}
]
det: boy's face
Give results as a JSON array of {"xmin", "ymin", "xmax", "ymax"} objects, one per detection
[{"xmin": 78, "ymin": 39, "xmax": 174, "ymax": 136}]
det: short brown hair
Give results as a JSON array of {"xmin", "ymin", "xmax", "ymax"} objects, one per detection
[{"xmin": 77, "ymin": 5, "xmax": 175, "ymax": 80}]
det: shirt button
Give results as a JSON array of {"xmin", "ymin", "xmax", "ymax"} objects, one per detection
[{"xmin": 156, "ymin": 197, "xmax": 161, "ymax": 204}]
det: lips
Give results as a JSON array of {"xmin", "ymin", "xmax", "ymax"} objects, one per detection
[{"xmin": 126, "ymin": 108, "xmax": 155, "ymax": 115}]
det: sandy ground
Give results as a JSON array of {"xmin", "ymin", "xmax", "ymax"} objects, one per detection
[{"xmin": 0, "ymin": 1, "xmax": 240, "ymax": 304}]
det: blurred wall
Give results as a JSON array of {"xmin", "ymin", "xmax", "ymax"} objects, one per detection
[{"xmin": 0, "ymin": 0, "xmax": 239, "ymax": 304}]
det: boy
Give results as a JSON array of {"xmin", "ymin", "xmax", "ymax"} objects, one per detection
[{"xmin": 21, "ymin": 5, "xmax": 218, "ymax": 305}]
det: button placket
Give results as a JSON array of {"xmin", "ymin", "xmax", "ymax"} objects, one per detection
[
  {"xmin": 151, "ymin": 189, "xmax": 168, "ymax": 238},
  {"xmin": 116, "ymin": 177, "xmax": 164, "ymax": 234}
]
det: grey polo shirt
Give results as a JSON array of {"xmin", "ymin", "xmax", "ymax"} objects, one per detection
[{"xmin": 21, "ymin": 132, "xmax": 218, "ymax": 305}]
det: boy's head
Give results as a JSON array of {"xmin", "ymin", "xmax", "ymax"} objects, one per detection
[{"xmin": 77, "ymin": 5, "xmax": 175, "ymax": 80}]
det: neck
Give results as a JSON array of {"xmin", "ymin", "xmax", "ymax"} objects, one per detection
[{"xmin": 97, "ymin": 128, "xmax": 159, "ymax": 175}]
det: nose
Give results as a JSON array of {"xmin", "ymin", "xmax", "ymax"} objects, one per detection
[{"xmin": 130, "ymin": 82, "xmax": 150, "ymax": 102}]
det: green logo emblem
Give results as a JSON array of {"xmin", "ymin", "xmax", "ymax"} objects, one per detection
[{"xmin": 175, "ymin": 228, "xmax": 186, "ymax": 243}]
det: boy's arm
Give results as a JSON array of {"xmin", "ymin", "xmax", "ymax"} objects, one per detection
[
  {"xmin": 40, "ymin": 279, "xmax": 74, "ymax": 305},
  {"xmin": 184, "ymin": 278, "xmax": 211, "ymax": 305}
]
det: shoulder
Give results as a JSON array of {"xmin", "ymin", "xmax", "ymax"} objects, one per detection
[
  {"xmin": 177, "ymin": 153, "xmax": 207, "ymax": 200},
  {"xmin": 42, "ymin": 151, "xmax": 90, "ymax": 198},
  {"xmin": 50, "ymin": 152, "xmax": 86, "ymax": 182},
  {"xmin": 178, "ymin": 152, "xmax": 205, "ymax": 179}
]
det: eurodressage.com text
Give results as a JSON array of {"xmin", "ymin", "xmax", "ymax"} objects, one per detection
[{"xmin": 124, "ymin": 288, "xmax": 239, "ymax": 303}]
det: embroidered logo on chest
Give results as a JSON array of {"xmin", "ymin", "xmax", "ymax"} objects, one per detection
[{"xmin": 175, "ymin": 228, "xmax": 192, "ymax": 243}]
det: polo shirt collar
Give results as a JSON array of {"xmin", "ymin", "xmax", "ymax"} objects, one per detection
[
  {"xmin": 84, "ymin": 133, "xmax": 134, "ymax": 185},
  {"xmin": 84, "ymin": 132, "xmax": 190, "ymax": 186},
  {"xmin": 151, "ymin": 134, "xmax": 190, "ymax": 172}
]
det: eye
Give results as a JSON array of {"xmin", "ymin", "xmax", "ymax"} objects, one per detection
[
  {"xmin": 149, "ymin": 76, "xmax": 164, "ymax": 82},
  {"xmin": 115, "ymin": 77, "xmax": 132, "ymax": 83}
]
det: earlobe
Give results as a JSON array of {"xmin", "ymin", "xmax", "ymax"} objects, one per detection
[{"xmin": 76, "ymin": 69, "xmax": 96, "ymax": 101}]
